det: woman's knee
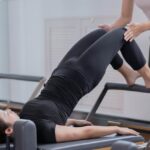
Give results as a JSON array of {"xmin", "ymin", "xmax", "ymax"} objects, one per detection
[
  {"xmin": 97, "ymin": 28, "xmax": 107, "ymax": 35},
  {"xmin": 107, "ymin": 27, "xmax": 126, "ymax": 41},
  {"xmin": 112, "ymin": 27, "xmax": 126, "ymax": 35},
  {"xmin": 89, "ymin": 28, "xmax": 107, "ymax": 38}
]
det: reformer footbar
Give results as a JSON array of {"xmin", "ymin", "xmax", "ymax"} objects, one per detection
[{"xmin": 86, "ymin": 83, "xmax": 150, "ymax": 121}]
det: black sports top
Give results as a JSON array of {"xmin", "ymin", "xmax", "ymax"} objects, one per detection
[{"xmin": 19, "ymin": 67, "xmax": 89, "ymax": 143}]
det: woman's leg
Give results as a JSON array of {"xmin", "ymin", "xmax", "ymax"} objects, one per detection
[
  {"xmin": 99, "ymin": 27, "xmax": 141, "ymax": 86},
  {"xmin": 56, "ymin": 28, "xmax": 140, "ymax": 86},
  {"xmin": 71, "ymin": 28, "xmax": 149, "ymax": 90},
  {"xmin": 121, "ymin": 40, "xmax": 146, "ymax": 70},
  {"xmin": 57, "ymin": 29, "xmax": 106, "ymax": 67},
  {"xmin": 73, "ymin": 28, "xmax": 127, "ymax": 89},
  {"xmin": 137, "ymin": 64, "xmax": 150, "ymax": 88},
  {"xmin": 111, "ymin": 39, "xmax": 147, "ymax": 86},
  {"xmin": 117, "ymin": 63, "xmax": 141, "ymax": 85},
  {"xmin": 119, "ymin": 40, "xmax": 150, "ymax": 88},
  {"xmin": 111, "ymin": 54, "xmax": 140, "ymax": 86}
]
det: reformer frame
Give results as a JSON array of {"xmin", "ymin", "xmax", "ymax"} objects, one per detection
[
  {"xmin": 0, "ymin": 73, "xmax": 46, "ymax": 110},
  {"xmin": 0, "ymin": 75, "xmax": 150, "ymax": 149},
  {"xmin": 86, "ymin": 82, "xmax": 150, "ymax": 121},
  {"xmin": 3, "ymin": 82, "xmax": 149, "ymax": 150}
]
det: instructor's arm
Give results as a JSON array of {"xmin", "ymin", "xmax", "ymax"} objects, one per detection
[{"xmin": 99, "ymin": 0, "xmax": 134, "ymax": 31}]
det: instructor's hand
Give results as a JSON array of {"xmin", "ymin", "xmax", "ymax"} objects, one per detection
[{"xmin": 124, "ymin": 23, "xmax": 144, "ymax": 42}]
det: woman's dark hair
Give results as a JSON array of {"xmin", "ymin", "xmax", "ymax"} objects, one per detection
[{"xmin": 0, "ymin": 120, "xmax": 8, "ymax": 143}]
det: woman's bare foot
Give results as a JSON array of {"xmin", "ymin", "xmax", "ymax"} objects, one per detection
[
  {"xmin": 138, "ymin": 64, "xmax": 150, "ymax": 88},
  {"xmin": 124, "ymin": 70, "xmax": 140, "ymax": 86},
  {"xmin": 144, "ymin": 78, "xmax": 150, "ymax": 88},
  {"xmin": 118, "ymin": 64, "xmax": 141, "ymax": 86}
]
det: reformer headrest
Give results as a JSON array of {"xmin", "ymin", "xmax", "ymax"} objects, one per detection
[
  {"xmin": 105, "ymin": 82, "xmax": 150, "ymax": 93},
  {"xmin": 13, "ymin": 119, "xmax": 37, "ymax": 150}
]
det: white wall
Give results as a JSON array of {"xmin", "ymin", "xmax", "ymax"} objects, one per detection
[
  {"xmin": 8, "ymin": 0, "xmax": 148, "ymax": 75},
  {"xmin": 8, "ymin": 0, "xmax": 45, "ymax": 101},
  {"xmin": 0, "ymin": 0, "xmax": 9, "ymax": 72},
  {"xmin": 0, "ymin": 0, "xmax": 9, "ymax": 98},
  {"xmin": 8, "ymin": 0, "xmax": 44, "ymax": 75},
  {"xmin": 43, "ymin": 0, "xmax": 121, "ymax": 18},
  {"xmin": 7, "ymin": 0, "xmax": 150, "ymax": 121},
  {"xmin": 8, "ymin": 0, "xmax": 124, "ymax": 75}
]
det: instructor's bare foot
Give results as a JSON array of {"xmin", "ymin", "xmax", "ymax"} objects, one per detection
[
  {"xmin": 124, "ymin": 70, "xmax": 140, "ymax": 86},
  {"xmin": 144, "ymin": 78, "xmax": 150, "ymax": 88}
]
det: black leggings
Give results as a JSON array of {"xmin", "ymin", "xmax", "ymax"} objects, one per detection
[
  {"xmin": 53, "ymin": 28, "xmax": 146, "ymax": 91},
  {"xmin": 58, "ymin": 28, "xmax": 146, "ymax": 70}
]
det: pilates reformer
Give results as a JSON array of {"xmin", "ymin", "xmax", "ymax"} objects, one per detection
[
  {"xmin": 1, "ymin": 81, "xmax": 150, "ymax": 150},
  {"xmin": 36, "ymin": 83, "xmax": 150, "ymax": 150},
  {"xmin": 7, "ymin": 119, "xmax": 145, "ymax": 150},
  {"xmin": 84, "ymin": 82, "xmax": 150, "ymax": 150}
]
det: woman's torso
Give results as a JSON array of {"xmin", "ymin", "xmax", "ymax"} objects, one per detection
[
  {"xmin": 20, "ymin": 75, "xmax": 85, "ymax": 124},
  {"xmin": 19, "ymin": 75, "xmax": 85, "ymax": 143}
]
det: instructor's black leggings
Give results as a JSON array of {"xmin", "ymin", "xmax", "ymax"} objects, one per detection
[{"xmin": 53, "ymin": 28, "xmax": 146, "ymax": 91}]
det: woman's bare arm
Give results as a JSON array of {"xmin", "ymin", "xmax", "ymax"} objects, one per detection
[{"xmin": 55, "ymin": 124, "xmax": 139, "ymax": 143}]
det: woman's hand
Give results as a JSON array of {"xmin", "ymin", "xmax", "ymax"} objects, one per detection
[
  {"xmin": 98, "ymin": 24, "xmax": 112, "ymax": 31},
  {"xmin": 124, "ymin": 23, "xmax": 144, "ymax": 42},
  {"xmin": 117, "ymin": 126, "xmax": 140, "ymax": 136},
  {"xmin": 73, "ymin": 119, "xmax": 93, "ymax": 127},
  {"xmin": 66, "ymin": 119, "xmax": 93, "ymax": 127}
]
